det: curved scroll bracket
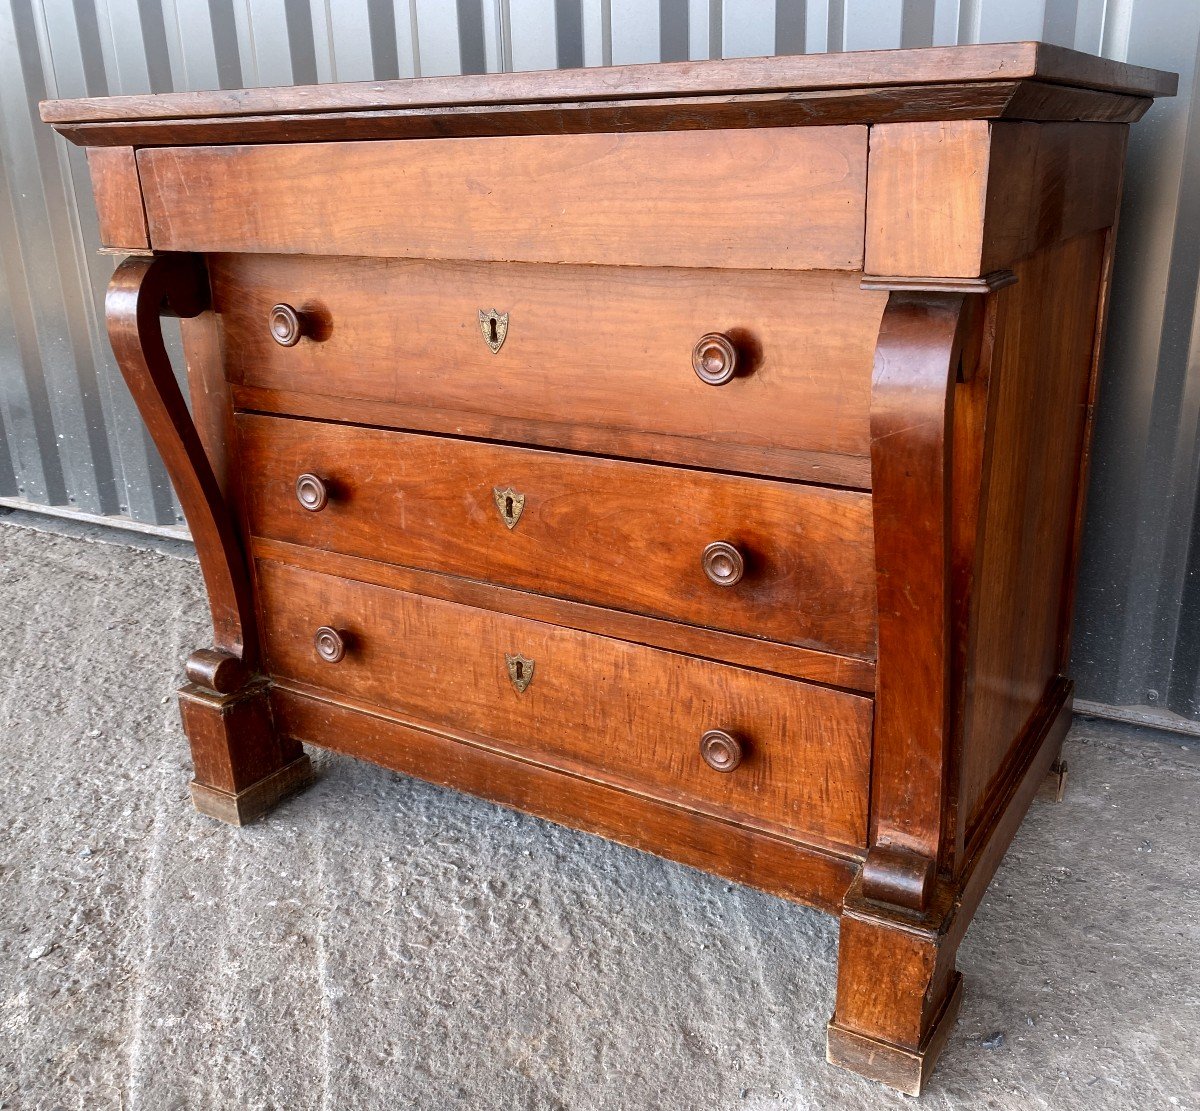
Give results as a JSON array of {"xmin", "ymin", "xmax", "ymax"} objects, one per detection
[
  {"xmin": 106, "ymin": 254, "xmax": 257, "ymax": 676},
  {"xmin": 869, "ymin": 290, "xmax": 981, "ymax": 910}
]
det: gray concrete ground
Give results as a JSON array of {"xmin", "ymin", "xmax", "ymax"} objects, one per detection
[{"xmin": 1, "ymin": 516, "xmax": 1198, "ymax": 1111}]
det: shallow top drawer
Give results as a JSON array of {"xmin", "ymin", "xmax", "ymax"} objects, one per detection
[{"xmin": 136, "ymin": 127, "xmax": 867, "ymax": 271}]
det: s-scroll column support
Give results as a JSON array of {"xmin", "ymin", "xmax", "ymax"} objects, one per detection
[{"xmin": 106, "ymin": 254, "xmax": 313, "ymax": 824}]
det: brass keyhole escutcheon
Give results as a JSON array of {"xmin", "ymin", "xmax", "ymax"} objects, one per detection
[
  {"xmin": 493, "ymin": 486, "xmax": 525, "ymax": 529},
  {"xmin": 506, "ymin": 652, "xmax": 535, "ymax": 693},
  {"xmin": 479, "ymin": 308, "xmax": 509, "ymax": 353}
]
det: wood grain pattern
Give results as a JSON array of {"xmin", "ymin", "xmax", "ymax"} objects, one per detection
[
  {"xmin": 866, "ymin": 122, "xmax": 991, "ymax": 281},
  {"xmin": 139, "ymin": 128, "xmax": 867, "ymax": 270},
  {"xmin": 959, "ymin": 232, "xmax": 1108, "ymax": 832},
  {"xmin": 1000, "ymin": 82, "xmax": 1151, "ymax": 123},
  {"xmin": 270, "ymin": 686, "xmax": 860, "ymax": 914},
  {"xmin": 980, "ymin": 122, "xmax": 1125, "ymax": 272},
  {"xmin": 180, "ymin": 310, "xmax": 237, "ymax": 503},
  {"xmin": 946, "ymin": 292, "xmax": 998, "ymax": 862},
  {"xmin": 40, "ymin": 41, "xmax": 1175, "ymax": 126},
  {"xmin": 250, "ymin": 537, "xmax": 877, "ymax": 692},
  {"xmin": 833, "ymin": 908, "xmax": 958, "ymax": 1054},
  {"xmin": 237, "ymin": 413, "xmax": 877, "ymax": 658},
  {"xmin": 85, "ymin": 147, "xmax": 149, "ymax": 249},
  {"xmin": 868, "ymin": 291, "xmax": 968, "ymax": 871},
  {"xmin": 256, "ymin": 558, "xmax": 873, "ymax": 850},
  {"xmin": 866, "ymin": 121, "xmax": 1125, "ymax": 277},
  {"xmin": 214, "ymin": 254, "xmax": 886, "ymax": 485}
]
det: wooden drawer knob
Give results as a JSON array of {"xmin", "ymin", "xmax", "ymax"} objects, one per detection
[
  {"xmin": 314, "ymin": 626, "xmax": 346, "ymax": 663},
  {"xmin": 692, "ymin": 332, "xmax": 738, "ymax": 385},
  {"xmin": 702, "ymin": 541, "xmax": 745, "ymax": 587},
  {"xmin": 269, "ymin": 303, "xmax": 307, "ymax": 347},
  {"xmin": 700, "ymin": 729, "xmax": 744, "ymax": 772},
  {"xmin": 295, "ymin": 473, "xmax": 329, "ymax": 512}
]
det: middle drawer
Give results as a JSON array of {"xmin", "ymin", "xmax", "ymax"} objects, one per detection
[{"xmin": 237, "ymin": 413, "xmax": 877, "ymax": 659}]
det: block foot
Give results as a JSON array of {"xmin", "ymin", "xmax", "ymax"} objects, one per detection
[
  {"xmin": 190, "ymin": 753, "xmax": 315, "ymax": 825},
  {"xmin": 179, "ymin": 650, "xmax": 311, "ymax": 825},
  {"xmin": 827, "ymin": 971, "xmax": 963, "ymax": 1095}
]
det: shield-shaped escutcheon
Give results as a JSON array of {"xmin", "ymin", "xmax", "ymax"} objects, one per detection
[
  {"xmin": 493, "ymin": 486, "xmax": 525, "ymax": 529},
  {"xmin": 478, "ymin": 308, "xmax": 509, "ymax": 353},
  {"xmin": 505, "ymin": 652, "xmax": 535, "ymax": 693}
]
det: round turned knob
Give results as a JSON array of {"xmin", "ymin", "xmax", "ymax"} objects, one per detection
[
  {"xmin": 314, "ymin": 626, "xmax": 346, "ymax": 663},
  {"xmin": 702, "ymin": 541, "xmax": 745, "ymax": 587},
  {"xmin": 692, "ymin": 332, "xmax": 738, "ymax": 385},
  {"xmin": 295, "ymin": 473, "xmax": 329, "ymax": 512},
  {"xmin": 700, "ymin": 729, "xmax": 744, "ymax": 773},
  {"xmin": 269, "ymin": 303, "xmax": 307, "ymax": 347}
]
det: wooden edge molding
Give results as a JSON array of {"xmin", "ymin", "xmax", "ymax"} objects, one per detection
[
  {"xmin": 106, "ymin": 253, "xmax": 258, "ymax": 669},
  {"xmin": 861, "ymin": 270, "xmax": 1017, "ymax": 294},
  {"xmin": 40, "ymin": 42, "xmax": 1175, "ymax": 129},
  {"xmin": 47, "ymin": 82, "xmax": 1154, "ymax": 148}
]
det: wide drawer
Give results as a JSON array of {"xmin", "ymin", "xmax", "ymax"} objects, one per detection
[
  {"xmin": 238, "ymin": 414, "xmax": 877, "ymax": 659},
  {"xmin": 216, "ymin": 255, "xmax": 887, "ymax": 486},
  {"xmin": 256, "ymin": 559, "xmax": 872, "ymax": 849},
  {"xmin": 138, "ymin": 128, "xmax": 867, "ymax": 270}
]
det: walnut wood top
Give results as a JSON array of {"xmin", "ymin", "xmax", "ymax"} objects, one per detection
[{"xmin": 41, "ymin": 43, "xmax": 1174, "ymax": 147}]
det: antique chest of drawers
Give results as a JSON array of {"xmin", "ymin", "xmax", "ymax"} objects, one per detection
[{"xmin": 43, "ymin": 42, "xmax": 1174, "ymax": 1093}]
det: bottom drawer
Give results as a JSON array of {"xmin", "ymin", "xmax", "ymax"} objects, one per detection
[{"xmin": 256, "ymin": 559, "xmax": 872, "ymax": 850}]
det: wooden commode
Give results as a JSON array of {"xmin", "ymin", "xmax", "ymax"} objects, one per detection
[{"xmin": 43, "ymin": 42, "xmax": 1175, "ymax": 1094}]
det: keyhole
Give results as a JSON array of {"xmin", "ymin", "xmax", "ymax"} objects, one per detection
[
  {"xmin": 514, "ymin": 661, "xmax": 524, "ymax": 681},
  {"xmin": 489, "ymin": 318, "xmax": 499, "ymax": 345},
  {"xmin": 505, "ymin": 495, "xmax": 514, "ymax": 518}
]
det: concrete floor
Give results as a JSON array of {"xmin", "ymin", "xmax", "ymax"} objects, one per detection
[{"xmin": 1, "ymin": 516, "xmax": 1198, "ymax": 1111}]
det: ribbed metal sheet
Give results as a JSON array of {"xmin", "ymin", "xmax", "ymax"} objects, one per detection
[{"xmin": 1, "ymin": 0, "xmax": 1198, "ymax": 720}]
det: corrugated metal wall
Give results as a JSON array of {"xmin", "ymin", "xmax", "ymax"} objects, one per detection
[{"xmin": 2, "ymin": 0, "xmax": 1198, "ymax": 723}]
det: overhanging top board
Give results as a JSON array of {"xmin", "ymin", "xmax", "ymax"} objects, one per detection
[{"xmin": 42, "ymin": 42, "xmax": 1176, "ymax": 148}]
